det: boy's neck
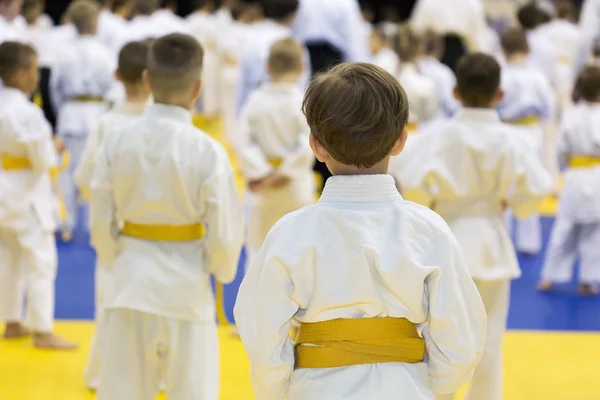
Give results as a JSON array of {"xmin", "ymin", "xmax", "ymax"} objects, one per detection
[
  {"xmin": 271, "ymin": 73, "xmax": 300, "ymax": 84},
  {"xmin": 124, "ymin": 84, "xmax": 150, "ymax": 103},
  {"xmin": 328, "ymin": 158, "xmax": 390, "ymax": 176},
  {"xmin": 506, "ymin": 53, "xmax": 529, "ymax": 64}
]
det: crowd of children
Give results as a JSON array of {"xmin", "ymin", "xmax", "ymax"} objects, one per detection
[{"xmin": 0, "ymin": 0, "xmax": 599, "ymax": 399}]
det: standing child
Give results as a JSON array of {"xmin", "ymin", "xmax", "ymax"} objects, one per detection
[
  {"xmin": 50, "ymin": 0, "xmax": 115, "ymax": 240},
  {"xmin": 369, "ymin": 26, "xmax": 399, "ymax": 76},
  {"xmin": 0, "ymin": 41, "xmax": 76, "ymax": 349},
  {"xmin": 396, "ymin": 53, "xmax": 552, "ymax": 400},
  {"xmin": 236, "ymin": 37, "xmax": 315, "ymax": 272},
  {"xmin": 235, "ymin": 62, "xmax": 487, "ymax": 400},
  {"xmin": 93, "ymin": 33, "xmax": 243, "ymax": 400},
  {"xmin": 497, "ymin": 28, "xmax": 555, "ymax": 256},
  {"xmin": 538, "ymin": 65, "xmax": 600, "ymax": 296},
  {"xmin": 73, "ymin": 40, "xmax": 152, "ymax": 391}
]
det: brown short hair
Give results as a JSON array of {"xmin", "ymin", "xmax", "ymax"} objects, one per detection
[
  {"xmin": 0, "ymin": 41, "xmax": 37, "ymax": 82},
  {"xmin": 147, "ymin": 33, "xmax": 204, "ymax": 95},
  {"xmin": 455, "ymin": 53, "xmax": 501, "ymax": 107},
  {"xmin": 517, "ymin": 3, "xmax": 541, "ymax": 30},
  {"xmin": 22, "ymin": 0, "xmax": 43, "ymax": 24},
  {"xmin": 68, "ymin": 0, "xmax": 100, "ymax": 33},
  {"xmin": 575, "ymin": 65, "xmax": 600, "ymax": 102},
  {"xmin": 267, "ymin": 37, "xmax": 303, "ymax": 76},
  {"xmin": 117, "ymin": 41, "xmax": 150, "ymax": 83},
  {"xmin": 302, "ymin": 63, "xmax": 409, "ymax": 168},
  {"xmin": 392, "ymin": 24, "xmax": 421, "ymax": 62},
  {"xmin": 556, "ymin": 0, "xmax": 575, "ymax": 20},
  {"xmin": 500, "ymin": 28, "xmax": 529, "ymax": 55},
  {"xmin": 134, "ymin": 0, "xmax": 158, "ymax": 15}
]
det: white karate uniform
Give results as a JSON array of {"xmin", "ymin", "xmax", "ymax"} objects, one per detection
[
  {"xmin": 97, "ymin": 9, "xmax": 130, "ymax": 56},
  {"xmin": 236, "ymin": 82, "xmax": 315, "ymax": 270},
  {"xmin": 0, "ymin": 87, "xmax": 58, "ymax": 332},
  {"xmin": 371, "ymin": 47, "xmax": 399, "ymax": 75},
  {"xmin": 73, "ymin": 101, "xmax": 146, "ymax": 389},
  {"xmin": 574, "ymin": 0, "xmax": 600, "ymax": 74},
  {"xmin": 482, "ymin": 0, "xmax": 528, "ymax": 31},
  {"xmin": 187, "ymin": 11, "xmax": 221, "ymax": 116},
  {"xmin": 536, "ymin": 19, "xmax": 581, "ymax": 109},
  {"xmin": 92, "ymin": 104, "xmax": 243, "ymax": 400},
  {"xmin": 527, "ymin": 29, "xmax": 560, "ymax": 88},
  {"xmin": 411, "ymin": 0, "xmax": 489, "ymax": 52},
  {"xmin": 117, "ymin": 11, "xmax": 188, "ymax": 51},
  {"xmin": 293, "ymin": 0, "xmax": 370, "ymax": 62},
  {"xmin": 393, "ymin": 108, "xmax": 552, "ymax": 400},
  {"xmin": 417, "ymin": 57, "xmax": 460, "ymax": 118},
  {"xmin": 541, "ymin": 102, "xmax": 600, "ymax": 284},
  {"xmin": 397, "ymin": 63, "xmax": 440, "ymax": 126},
  {"xmin": 237, "ymin": 20, "xmax": 310, "ymax": 112},
  {"xmin": 234, "ymin": 174, "xmax": 487, "ymax": 400},
  {"xmin": 50, "ymin": 34, "xmax": 114, "ymax": 234},
  {"xmin": 0, "ymin": 14, "xmax": 24, "ymax": 44},
  {"xmin": 218, "ymin": 21, "xmax": 255, "ymax": 143},
  {"xmin": 498, "ymin": 61, "xmax": 556, "ymax": 254}
]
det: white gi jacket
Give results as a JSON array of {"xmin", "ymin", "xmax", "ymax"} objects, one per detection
[
  {"xmin": 555, "ymin": 102, "xmax": 600, "ymax": 223},
  {"xmin": 0, "ymin": 87, "xmax": 57, "ymax": 233},
  {"xmin": 235, "ymin": 174, "xmax": 487, "ymax": 400},
  {"xmin": 394, "ymin": 108, "xmax": 553, "ymax": 280},
  {"xmin": 371, "ymin": 47, "xmax": 399, "ymax": 76},
  {"xmin": 417, "ymin": 57, "xmax": 460, "ymax": 118},
  {"xmin": 236, "ymin": 82, "xmax": 315, "ymax": 207},
  {"xmin": 397, "ymin": 63, "xmax": 439, "ymax": 124},
  {"xmin": 74, "ymin": 102, "xmax": 146, "ymax": 199},
  {"xmin": 90, "ymin": 104, "xmax": 244, "ymax": 322}
]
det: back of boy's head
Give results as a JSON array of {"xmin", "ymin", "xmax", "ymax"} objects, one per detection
[
  {"xmin": 455, "ymin": 53, "xmax": 501, "ymax": 108},
  {"xmin": 517, "ymin": 3, "xmax": 541, "ymax": 30},
  {"xmin": 192, "ymin": 0, "xmax": 214, "ymax": 10},
  {"xmin": 68, "ymin": 0, "xmax": 100, "ymax": 34},
  {"xmin": 118, "ymin": 41, "xmax": 150, "ymax": 84},
  {"xmin": 500, "ymin": 28, "xmax": 529, "ymax": 56},
  {"xmin": 233, "ymin": 1, "xmax": 262, "ymax": 22},
  {"xmin": 0, "ymin": 41, "xmax": 36, "ymax": 82},
  {"xmin": 302, "ymin": 63, "xmax": 409, "ymax": 168},
  {"xmin": 392, "ymin": 24, "xmax": 421, "ymax": 62},
  {"xmin": 260, "ymin": 0, "xmax": 298, "ymax": 22},
  {"xmin": 147, "ymin": 33, "xmax": 204, "ymax": 97},
  {"xmin": 267, "ymin": 37, "xmax": 303, "ymax": 77},
  {"xmin": 575, "ymin": 65, "xmax": 600, "ymax": 102},
  {"xmin": 22, "ymin": 0, "xmax": 43, "ymax": 24},
  {"xmin": 556, "ymin": 0, "xmax": 575, "ymax": 20},
  {"xmin": 134, "ymin": 0, "xmax": 158, "ymax": 15}
]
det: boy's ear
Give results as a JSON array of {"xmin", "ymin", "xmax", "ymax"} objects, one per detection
[
  {"xmin": 114, "ymin": 69, "xmax": 121, "ymax": 82},
  {"xmin": 492, "ymin": 88, "xmax": 504, "ymax": 107},
  {"xmin": 390, "ymin": 127, "xmax": 408, "ymax": 157},
  {"xmin": 453, "ymin": 86, "xmax": 461, "ymax": 102},
  {"xmin": 309, "ymin": 133, "xmax": 329, "ymax": 163},
  {"xmin": 192, "ymin": 79, "xmax": 202, "ymax": 103},
  {"xmin": 142, "ymin": 69, "xmax": 151, "ymax": 90}
]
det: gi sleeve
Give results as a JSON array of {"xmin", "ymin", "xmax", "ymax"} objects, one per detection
[
  {"xmin": 234, "ymin": 230, "xmax": 299, "ymax": 400},
  {"xmin": 19, "ymin": 112, "xmax": 56, "ymax": 173},
  {"xmin": 236, "ymin": 51, "xmax": 255, "ymax": 116},
  {"xmin": 393, "ymin": 134, "xmax": 438, "ymax": 207},
  {"xmin": 421, "ymin": 222, "xmax": 487, "ymax": 394},
  {"xmin": 74, "ymin": 122, "xmax": 104, "ymax": 201},
  {"xmin": 235, "ymin": 102, "xmax": 273, "ymax": 181},
  {"xmin": 574, "ymin": 0, "xmax": 600, "ymax": 73},
  {"xmin": 503, "ymin": 139, "xmax": 553, "ymax": 219},
  {"xmin": 201, "ymin": 146, "xmax": 244, "ymax": 284},
  {"xmin": 90, "ymin": 140, "xmax": 120, "ymax": 268},
  {"xmin": 555, "ymin": 115, "xmax": 572, "ymax": 171},
  {"xmin": 277, "ymin": 108, "xmax": 314, "ymax": 178}
]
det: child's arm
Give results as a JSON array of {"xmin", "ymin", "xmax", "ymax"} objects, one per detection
[
  {"xmin": 234, "ymin": 230, "xmax": 299, "ymax": 400},
  {"xmin": 21, "ymin": 110, "xmax": 57, "ymax": 173},
  {"xmin": 503, "ymin": 138, "xmax": 554, "ymax": 219},
  {"xmin": 202, "ymin": 146, "xmax": 244, "ymax": 284},
  {"xmin": 422, "ymin": 222, "xmax": 487, "ymax": 394},
  {"xmin": 234, "ymin": 103, "xmax": 275, "ymax": 185},
  {"xmin": 89, "ymin": 141, "xmax": 119, "ymax": 268},
  {"xmin": 555, "ymin": 112, "xmax": 573, "ymax": 171},
  {"xmin": 394, "ymin": 134, "xmax": 438, "ymax": 208},
  {"xmin": 537, "ymin": 75, "xmax": 557, "ymax": 121},
  {"xmin": 74, "ymin": 122, "xmax": 104, "ymax": 201}
]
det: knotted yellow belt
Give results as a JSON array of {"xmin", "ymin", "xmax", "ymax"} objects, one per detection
[
  {"xmin": 568, "ymin": 155, "xmax": 600, "ymax": 169},
  {"xmin": 295, "ymin": 317, "xmax": 425, "ymax": 369},
  {"xmin": 407, "ymin": 122, "xmax": 419, "ymax": 133},
  {"xmin": 1, "ymin": 153, "xmax": 70, "ymax": 222},
  {"xmin": 121, "ymin": 221, "xmax": 206, "ymax": 241},
  {"xmin": 268, "ymin": 158, "xmax": 282, "ymax": 168},
  {"xmin": 507, "ymin": 115, "xmax": 540, "ymax": 126},
  {"xmin": 71, "ymin": 95, "xmax": 104, "ymax": 103}
]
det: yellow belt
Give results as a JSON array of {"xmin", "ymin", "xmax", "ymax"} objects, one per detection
[
  {"xmin": 569, "ymin": 155, "xmax": 600, "ymax": 168},
  {"xmin": 121, "ymin": 221, "xmax": 206, "ymax": 241},
  {"xmin": 295, "ymin": 317, "xmax": 425, "ymax": 369},
  {"xmin": 407, "ymin": 122, "xmax": 418, "ymax": 133},
  {"xmin": 268, "ymin": 158, "xmax": 283, "ymax": 168},
  {"xmin": 507, "ymin": 115, "xmax": 539, "ymax": 126},
  {"xmin": 1, "ymin": 154, "xmax": 32, "ymax": 170},
  {"xmin": 71, "ymin": 95, "xmax": 104, "ymax": 103}
]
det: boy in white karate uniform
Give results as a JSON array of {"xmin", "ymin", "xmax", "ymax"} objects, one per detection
[
  {"xmin": 497, "ymin": 28, "xmax": 555, "ymax": 256},
  {"xmin": 392, "ymin": 25, "xmax": 439, "ymax": 131},
  {"xmin": 74, "ymin": 40, "xmax": 151, "ymax": 391},
  {"xmin": 235, "ymin": 62, "xmax": 487, "ymax": 400},
  {"xmin": 236, "ymin": 38, "xmax": 315, "ymax": 271},
  {"xmin": 369, "ymin": 27, "xmax": 399, "ymax": 75},
  {"xmin": 93, "ymin": 33, "xmax": 244, "ymax": 400},
  {"xmin": 396, "ymin": 53, "xmax": 552, "ymax": 400},
  {"xmin": 0, "ymin": 0, "xmax": 24, "ymax": 44},
  {"xmin": 0, "ymin": 42, "xmax": 77, "ymax": 349},
  {"xmin": 51, "ymin": 0, "xmax": 114, "ymax": 240},
  {"xmin": 539, "ymin": 65, "xmax": 600, "ymax": 296}
]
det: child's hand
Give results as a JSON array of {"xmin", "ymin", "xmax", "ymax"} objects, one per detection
[
  {"xmin": 53, "ymin": 137, "xmax": 65, "ymax": 153},
  {"xmin": 268, "ymin": 174, "xmax": 291, "ymax": 188},
  {"xmin": 248, "ymin": 179, "xmax": 266, "ymax": 192}
]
